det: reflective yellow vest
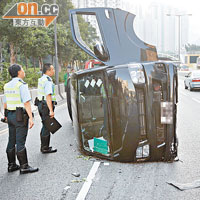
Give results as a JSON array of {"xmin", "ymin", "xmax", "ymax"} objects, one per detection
[
  {"xmin": 37, "ymin": 76, "xmax": 56, "ymax": 101},
  {"xmin": 4, "ymin": 81, "xmax": 24, "ymax": 110}
]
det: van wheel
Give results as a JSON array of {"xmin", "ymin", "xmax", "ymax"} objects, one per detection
[
  {"xmin": 67, "ymin": 79, "xmax": 73, "ymax": 121},
  {"xmin": 189, "ymin": 84, "xmax": 193, "ymax": 91},
  {"xmin": 184, "ymin": 83, "xmax": 188, "ymax": 89}
]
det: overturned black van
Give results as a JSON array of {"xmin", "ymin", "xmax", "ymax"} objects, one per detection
[{"xmin": 68, "ymin": 8, "xmax": 178, "ymax": 162}]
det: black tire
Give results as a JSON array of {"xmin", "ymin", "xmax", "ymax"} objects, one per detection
[
  {"xmin": 189, "ymin": 84, "xmax": 193, "ymax": 91},
  {"xmin": 66, "ymin": 78, "xmax": 73, "ymax": 121},
  {"xmin": 169, "ymin": 77, "xmax": 178, "ymax": 160},
  {"xmin": 184, "ymin": 82, "xmax": 188, "ymax": 89}
]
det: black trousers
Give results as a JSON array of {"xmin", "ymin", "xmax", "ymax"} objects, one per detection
[
  {"xmin": 6, "ymin": 111, "xmax": 28, "ymax": 152},
  {"xmin": 38, "ymin": 102, "xmax": 55, "ymax": 137}
]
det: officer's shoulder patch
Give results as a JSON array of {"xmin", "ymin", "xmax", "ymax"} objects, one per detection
[
  {"xmin": 47, "ymin": 77, "xmax": 51, "ymax": 81},
  {"xmin": 19, "ymin": 79, "xmax": 27, "ymax": 84}
]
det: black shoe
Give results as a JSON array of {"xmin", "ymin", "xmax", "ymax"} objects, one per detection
[
  {"xmin": 17, "ymin": 148, "xmax": 39, "ymax": 174},
  {"xmin": 41, "ymin": 147, "xmax": 57, "ymax": 154},
  {"xmin": 7, "ymin": 148, "xmax": 20, "ymax": 172},
  {"xmin": 20, "ymin": 164, "xmax": 39, "ymax": 174},
  {"xmin": 8, "ymin": 163, "xmax": 20, "ymax": 172},
  {"xmin": 41, "ymin": 135, "xmax": 57, "ymax": 153}
]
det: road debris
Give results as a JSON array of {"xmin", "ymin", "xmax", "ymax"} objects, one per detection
[
  {"xmin": 167, "ymin": 179, "xmax": 200, "ymax": 191},
  {"xmin": 71, "ymin": 178, "xmax": 87, "ymax": 183},
  {"xmin": 60, "ymin": 186, "xmax": 70, "ymax": 200},
  {"xmin": 76, "ymin": 155, "xmax": 91, "ymax": 160},
  {"xmin": 72, "ymin": 173, "xmax": 80, "ymax": 177}
]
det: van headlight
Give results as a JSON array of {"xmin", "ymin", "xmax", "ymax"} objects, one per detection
[{"xmin": 136, "ymin": 143, "xmax": 149, "ymax": 158}]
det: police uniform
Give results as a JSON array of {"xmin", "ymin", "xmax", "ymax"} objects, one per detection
[
  {"xmin": 37, "ymin": 74, "xmax": 57, "ymax": 153},
  {"xmin": 4, "ymin": 77, "xmax": 38, "ymax": 173}
]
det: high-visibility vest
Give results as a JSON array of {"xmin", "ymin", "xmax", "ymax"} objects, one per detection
[
  {"xmin": 37, "ymin": 76, "xmax": 56, "ymax": 101},
  {"xmin": 4, "ymin": 81, "xmax": 24, "ymax": 110}
]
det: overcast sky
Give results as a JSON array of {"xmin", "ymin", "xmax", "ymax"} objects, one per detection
[{"xmin": 123, "ymin": 0, "xmax": 200, "ymax": 44}]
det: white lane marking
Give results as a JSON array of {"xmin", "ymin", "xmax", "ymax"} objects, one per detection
[
  {"xmin": 192, "ymin": 98, "xmax": 200, "ymax": 104},
  {"xmin": 76, "ymin": 162, "xmax": 101, "ymax": 200},
  {"xmin": 0, "ymin": 128, "xmax": 8, "ymax": 135},
  {"xmin": 104, "ymin": 163, "xmax": 109, "ymax": 166}
]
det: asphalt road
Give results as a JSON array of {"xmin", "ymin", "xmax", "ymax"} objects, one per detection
[{"xmin": 1, "ymin": 74, "xmax": 200, "ymax": 200}]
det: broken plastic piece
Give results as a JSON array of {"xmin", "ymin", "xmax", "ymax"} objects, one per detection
[
  {"xmin": 167, "ymin": 180, "xmax": 200, "ymax": 191},
  {"xmin": 72, "ymin": 173, "xmax": 80, "ymax": 177}
]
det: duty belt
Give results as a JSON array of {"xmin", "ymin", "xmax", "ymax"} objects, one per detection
[
  {"xmin": 7, "ymin": 110, "xmax": 16, "ymax": 112},
  {"xmin": 39, "ymin": 100, "xmax": 57, "ymax": 105}
]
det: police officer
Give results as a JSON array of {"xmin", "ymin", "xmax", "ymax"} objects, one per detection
[
  {"xmin": 3, "ymin": 64, "xmax": 38, "ymax": 174},
  {"xmin": 36, "ymin": 63, "xmax": 57, "ymax": 153}
]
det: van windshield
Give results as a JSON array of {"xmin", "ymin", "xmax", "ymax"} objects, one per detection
[{"xmin": 77, "ymin": 72, "xmax": 110, "ymax": 156}]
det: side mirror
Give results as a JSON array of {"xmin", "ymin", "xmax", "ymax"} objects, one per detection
[{"xmin": 94, "ymin": 44, "xmax": 109, "ymax": 62}]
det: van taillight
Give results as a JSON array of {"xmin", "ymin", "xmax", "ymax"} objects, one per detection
[{"xmin": 192, "ymin": 79, "xmax": 200, "ymax": 82}]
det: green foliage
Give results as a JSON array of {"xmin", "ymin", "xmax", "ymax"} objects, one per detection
[
  {"xmin": 24, "ymin": 68, "xmax": 42, "ymax": 88},
  {"xmin": 24, "ymin": 68, "xmax": 65, "ymax": 88},
  {"xmin": 47, "ymin": 0, "xmax": 74, "ymax": 24},
  {"xmin": 0, "ymin": 0, "xmax": 98, "ymax": 74},
  {"xmin": 59, "ymin": 70, "xmax": 65, "ymax": 83},
  {"xmin": 0, "ymin": 62, "xmax": 11, "ymax": 92},
  {"xmin": 23, "ymin": 27, "xmax": 53, "ymax": 59},
  {"xmin": 0, "ymin": 0, "xmax": 13, "ymax": 16},
  {"xmin": 0, "ymin": 65, "xmax": 65, "ymax": 92}
]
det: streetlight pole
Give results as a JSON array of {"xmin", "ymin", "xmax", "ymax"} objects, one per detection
[
  {"xmin": 166, "ymin": 14, "xmax": 192, "ymax": 62},
  {"xmin": 177, "ymin": 15, "xmax": 181, "ymax": 62},
  {"xmin": 54, "ymin": 0, "xmax": 59, "ymax": 85},
  {"xmin": 53, "ymin": 0, "xmax": 63, "ymax": 99}
]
